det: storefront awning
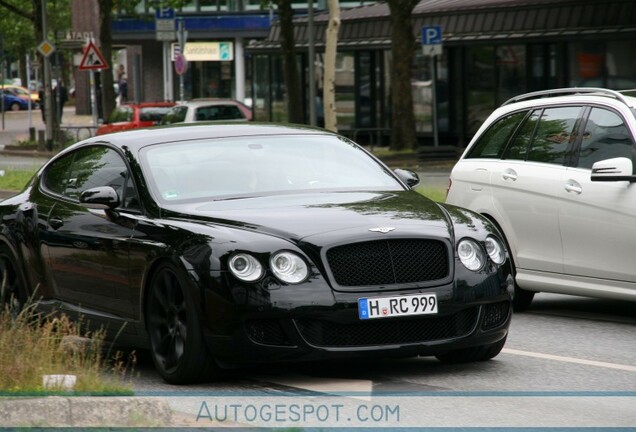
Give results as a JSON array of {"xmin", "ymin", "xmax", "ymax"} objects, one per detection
[{"xmin": 248, "ymin": 0, "xmax": 636, "ymax": 51}]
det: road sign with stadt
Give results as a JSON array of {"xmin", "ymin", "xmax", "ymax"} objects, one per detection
[
  {"xmin": 79, "ymin": 40, "xmax": 109, "ymax": 71},
  {"xmin": 421, "ymin": 26, "xmax": 443, "ymax": 56},
  {"xmin": 37, "ymin": 40, "xmax": 55, "ymax": 58}
]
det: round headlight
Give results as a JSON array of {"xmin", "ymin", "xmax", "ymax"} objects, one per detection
[
  {"xmin": 485, "ymin": 236, "xmax": 506, "ymax": 265},
  {"xmin": 270, "ymin": 251, "xmax": 309, "ymax": 284},
  {"xmin": 229, "ymin": 253, "xmax": 263, "ymax": 282},
  {"xmin": 458, "ymin": 239, "xmax": 485, "ymax": 271}
]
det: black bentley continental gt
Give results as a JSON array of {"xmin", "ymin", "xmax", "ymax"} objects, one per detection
[{"xmin": 0, "ymin": 124, "xmax": 513, "ymax": 383}]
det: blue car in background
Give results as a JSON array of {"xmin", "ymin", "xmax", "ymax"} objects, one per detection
[{"xmin": 1, "ymin": 89, "xmax": 29, "ymax": 111}]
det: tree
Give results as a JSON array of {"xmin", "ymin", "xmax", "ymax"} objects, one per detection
[
  {"xmin": 387, "ymin": 0, "xmax": 419, "ymax": 151},
  {"xmin": 98, "ymin": 0, "xmax": 116, "ymax": 121},
  {"xmin": 323, "ymin": 0, "xmax": 340, "ymax": 132},
  {"xmin": 0, "ymin": 1, "xmax": 38, "ymax": 86},
  {"xmin": 274, "ymin": 0, "xmax": 303, "ymax": 124}
]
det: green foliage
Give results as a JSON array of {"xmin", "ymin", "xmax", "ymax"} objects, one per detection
[{"xmin": 0, "ymin": 0, "xmax": 36, "ymax": 58}]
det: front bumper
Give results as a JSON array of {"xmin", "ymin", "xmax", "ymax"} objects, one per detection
[{"xmin": 201, "ymin": 269, "xmax": 513, "ymax": 366}]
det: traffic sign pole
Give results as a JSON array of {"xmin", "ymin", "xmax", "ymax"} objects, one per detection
[
  {"xmin": 177, "ymin": 20, "xmax": 187, "ymax": 103},
  {"xmin": 421, "ymin": 26, "xmax": 443, "ymax": 148}
]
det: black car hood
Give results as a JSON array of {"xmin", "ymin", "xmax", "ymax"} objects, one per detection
[{"xmin": 164, "ymin": 190, "xmax": 452, "ymax": 242}]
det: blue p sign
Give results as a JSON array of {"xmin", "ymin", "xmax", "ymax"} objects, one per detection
[{"xmin": 422, "ymin": 26, "xmax": 443, "ymax": 45}]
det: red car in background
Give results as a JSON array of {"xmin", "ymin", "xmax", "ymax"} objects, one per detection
[{"xmin": 96, "ymin": 102, "xmax": 176, "ymax": 135}]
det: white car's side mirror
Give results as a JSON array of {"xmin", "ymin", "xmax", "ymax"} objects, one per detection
[{"xmin": 590, "ymin": 157, "xmax": 636, "ymax": 182}]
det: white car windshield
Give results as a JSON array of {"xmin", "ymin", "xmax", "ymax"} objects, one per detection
[{"xmin": 142, "ymin": 134, "xmax": 402, "ymax": 202}]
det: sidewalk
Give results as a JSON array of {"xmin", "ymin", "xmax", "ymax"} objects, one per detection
[{"xmin": 0, "ymin": 107, "xmax": 94, "ymax": 148}]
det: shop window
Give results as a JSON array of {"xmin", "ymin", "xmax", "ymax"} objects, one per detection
[
  {"xmin": 411, "ymin": 50, "xmax": 449, "ymax": 134},
  {"xmin": 568, "ymin": 41, "xmax": 636, "ymax": 90},
  {"xmin": 466, "ymin": 46, "xmax": 495, "ymax": 137},
  {"xmin": 496, "ymin": 45, "xmax": 526, "ymax": 105},
  {"xmin": 334, "ymin": 52, "xmax": 355, "ymax": 130}
]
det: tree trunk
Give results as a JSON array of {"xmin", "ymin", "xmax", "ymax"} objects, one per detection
[
  {"xmin": 323, "ymin": 0, "xmax": 340, "ymax": 132},
  {"xmin": 276, "ymin": 0, "xmax": 303, "ymax": 124},
  {"xmin": 98, "ymin": 0, "xmax": 116, "ymax": 121},
  {"xmin": 387, "ymin": 0, "xmax": 418, "ymax": 151}
]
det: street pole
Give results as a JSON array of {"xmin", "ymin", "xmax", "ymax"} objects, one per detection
[
  {"xmin": 430, "ymin": 54, "xmax": 439, "ymax": 147},
  {"xmin": 308, "ymin": 0, "xmax": 316, "ymax": 126},
  {"xmin": 90, "ymin": 69, "xmax": 97, "ymax": 127},
  {"xmin": 26, "ymin": 53, "xmax": 33, "ymax": 129},
  {"xmin": 177, "ymin": 20, "xmax": 187, "ymax": 103},
  {"xmin": 42, "ymin": 0, "xmax": 54, "ymax": 150}
]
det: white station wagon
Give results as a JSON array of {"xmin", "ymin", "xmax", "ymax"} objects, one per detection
[{"xmin": 447, "ymin": 88, "xmax": 636, "ymax": 310}]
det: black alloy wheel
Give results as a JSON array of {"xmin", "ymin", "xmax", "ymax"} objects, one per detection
[
  {"xmin": 146, "ymin": 262, "xmax": 217, "ymax": 384},
  {"xmin": 0, "ymin": 245, "xmax": 26, "ymax": 316}
]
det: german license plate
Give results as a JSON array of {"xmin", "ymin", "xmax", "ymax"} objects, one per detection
[{"xmin": 358, "ymin": 293, "xmax": 437, "ymax": 320}]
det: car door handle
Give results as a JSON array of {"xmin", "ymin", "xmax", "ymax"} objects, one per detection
[
  {"xmin": 49, "ymin": 217, "xmax": 64, "ymax": 230},
  {"xmin": 502, "ymin": 169, "xmax": 517, "ymax": 181},
  {"xmin": 565, "ymin": 181, "xmax": 582, "ymax": 195}
]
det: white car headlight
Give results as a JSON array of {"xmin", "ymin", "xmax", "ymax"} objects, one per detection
[
  {"xmin": 458, "ymin": 239, "xmax": 485, "ymax": 271},
  {"xmin": 485, "ymin": 236, "xmax": 506, "ymax": 265},
  {"xmin": 229, "ymin": 253, "xmax": 263, "ymax": 282},
  {"xmin": 270, "ymin": 251, "xmax": 309, "ymax": 284}
]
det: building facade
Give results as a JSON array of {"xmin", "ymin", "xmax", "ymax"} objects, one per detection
[{"xmin": 249, "ymin": 0, "xmax": 636, "ymax": 147}]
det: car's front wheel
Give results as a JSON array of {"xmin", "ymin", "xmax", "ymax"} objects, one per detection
[
  {"xmin": 0, "ymin": 245, "xmax": 26, "ymax": 316},
  {"xmin": 435, "ymin": 336, "xmax": 507, "ymax": 363},
  {"xmin": 146, "ymin": 261, "xmax": 218, "ymax": 384},
  {"xmin": 10, "ymin": 102, "xmax": 21, "ymax": 111}
]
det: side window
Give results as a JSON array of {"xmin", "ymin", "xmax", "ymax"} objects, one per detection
[
  {"xmin": 504, "ymin": 110, "xmax": 541, "ymax": 160},
  {"xmin": 65, "ymin": 147, "xmax": 127, "ymax": 200},
  {"xmin": 43, "ymin": 153, "xmax": 75, "ymax": 194},
  {"xmin": 527, "ymin": 106, "xmax": 582, "ymax": 165},
  {"xmin": 576, "ymin": 108, "xmax": 635, "ymax": 170},
  {"xmin": 163, "ymin": 106, "xmax": 187, "ymax": 124},
  {"xmin": 466, "ymin": 111, "xmax": 528, "ymax": 159},
  {"xmin": 59, "ymin": 146, "xmax": 140, "ymax": 210}
]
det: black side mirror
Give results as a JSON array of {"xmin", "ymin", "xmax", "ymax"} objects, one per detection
[
  {"xmin": 79, "ymin": 186, "xmax": 120, "ymax": 210},
  {"xmin": 394, "ymin": 168, "xmax": 420, "ymax": 187}
]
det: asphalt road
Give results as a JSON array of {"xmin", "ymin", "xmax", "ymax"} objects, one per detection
[{"xmin": 129, "ymin": 293, "xmax": 636, "ymax": 428}]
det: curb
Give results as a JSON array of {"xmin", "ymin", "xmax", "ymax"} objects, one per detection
[{"xmin": 0, "ymin": 396, "xmax": 174, "ymax": 427}]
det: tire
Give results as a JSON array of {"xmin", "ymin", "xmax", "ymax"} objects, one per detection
[
  {"xmin": 436, "ymin": 336, "xmax": 507, "ymax": 363},
  {"xmin": 0, "ymin": 245, "xmax": 27, "ymax": 315},
  {"xmin": 513, "ymin": 285, "xmax": 535, "ymax": 311},
  {"xmin": 146, "ymin": 261, "xmax": 219, "ymax": 384},
  {"xmin": 10, "ymin": 102, "xmax": 21, "ymax": 111}
]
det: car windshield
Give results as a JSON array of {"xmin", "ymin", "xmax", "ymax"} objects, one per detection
[
  {"xmin": 142, "ymin": 134, "xmax": 402, "ymax": 203},
  {"xmin": 139, "ymin": 107, "xmax": 173, "ymax": 122},
  {"xmin": 194, "ymin": 105, "xmax": 244, "ymax": 121}
]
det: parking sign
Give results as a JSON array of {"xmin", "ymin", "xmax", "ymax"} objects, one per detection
[
  {"xmin": 421, "ymin": 26, "xmax": 442, "ymax": 45},
  {"xmin": 421, "ymin": 26, "xmax": 443, "ymax": 56}
]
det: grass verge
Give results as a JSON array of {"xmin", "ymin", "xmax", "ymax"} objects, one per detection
[
  {"xmin": 0, "ymin": 296, "xmax": 134, "ymax": 395},
  {"xmin": 0, "ymin": 168, "xmax": 37, "ymax": 192},
  {"xmin": 416, "ymin": 185, "xmax": 446, "ymax": 203}
]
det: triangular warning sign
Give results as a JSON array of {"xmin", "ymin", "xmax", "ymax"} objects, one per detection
[{"xmin": 79, "ymin": 41, "xmax": 109, "ymax": 71}]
